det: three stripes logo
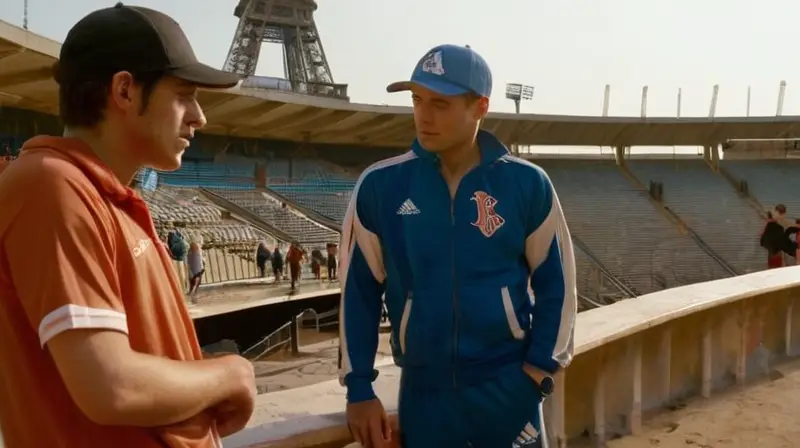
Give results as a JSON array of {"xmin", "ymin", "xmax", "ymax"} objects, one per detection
[
  {"xmin": 512, "ymin": 422, "xmax": 541, "ymax": 447},
  {"xmin": 396, "ymin": 198, "xmax": 420, "ymax": 215}
]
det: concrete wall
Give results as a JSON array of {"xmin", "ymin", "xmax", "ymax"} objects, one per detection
[{"xmin": 223, "ymin": 267, "xmax": 800, "ymax": 448}]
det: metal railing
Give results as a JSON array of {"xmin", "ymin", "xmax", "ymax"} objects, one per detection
[
  {"xmin": 241, "ymin": 308, "xmax": 331, "ymax": 361},
  {"xmin": 171, "ymin": 246, "xmax": 264, "ymax": 287},
  {"xmin": 241, "ymin": 320, "xmax": 294, "ymax": 361}
]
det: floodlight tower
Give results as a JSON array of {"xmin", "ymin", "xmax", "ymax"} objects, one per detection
[
  {"xmin": 505, "ymin": 83, "xmax": 534, "ymax": 155},
  {"xmin": 777, "ymin": 80, "xmax": 787, "ymax": 116},
  {"xmin": 505, "ymin": 82, "xmax": 534, "ymax": 114}
]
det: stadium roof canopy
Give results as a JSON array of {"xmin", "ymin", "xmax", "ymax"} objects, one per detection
[{"xmin": 3, "ymin": 20, "xmax": 800, "ymax": 148}]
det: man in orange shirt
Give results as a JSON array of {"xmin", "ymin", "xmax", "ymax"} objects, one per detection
[{"xmin": 0, "ymin": 3, "xmax": 256, "ymax": 447}]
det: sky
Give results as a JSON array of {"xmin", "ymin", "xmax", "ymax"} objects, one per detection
[{"xmin": 1, "ymin": 0, "xmax": 800, "ymax": 153}]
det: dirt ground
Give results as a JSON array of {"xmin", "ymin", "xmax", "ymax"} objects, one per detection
[
  {"xmin": 604, "ymin": 361, "xmax": 800, "ymax": 448},
  {"xmin": 253, "ymin": 331, "xmax": 393, "ymax": 394}
]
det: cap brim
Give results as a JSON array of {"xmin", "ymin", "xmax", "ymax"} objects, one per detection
[
  {"xmin": 170, "ymin": 62, "xmax": 242, "ymax": 89},
  {"xmin": 386, "ymin": 79, "xmax": 470, "ymax": 96}
]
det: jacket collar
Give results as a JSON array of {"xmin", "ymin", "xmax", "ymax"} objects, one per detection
[{"xmin": 411, "ymin": 130, "xmax": 510, "ymax": 166}]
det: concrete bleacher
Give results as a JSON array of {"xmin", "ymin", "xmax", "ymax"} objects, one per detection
[
  {"xmin": 574, "ymin": 245, "xmax": 631, "ymax": 305},
  {"xmin": 144, "ymin": 186, "xmax": 266, "ymax": 246},
  {"xmin": 212, "ymin": 189, "xmax": 340, "ymax": 246},
  {"xmin": 574, "ymin": 247, "xmax": 594, "ymax": 298},
  {"xmin": 267, "ymin": 174, "xmax": 355, "ymax": 223},
  {"xmin": 158, "ymin": 160, "xmax": 255, "ymax": 189},
  {"xmin": 269, "ymin": 189, "xmax": 351, "ymax": 223},
  {"xmin": 141, "ymin": 186, "xmax": 273, "ymax": 286},
  {"xmin": 722, "ymin": 159, "xmax": 800, "ymax": 217},
  {"xmin": 628, "ymin": 159, "xmax": 764, "ymax": 274},
  {"xmin": 536, "ymin": 159, "xmax": 731, "ymax": 294}
]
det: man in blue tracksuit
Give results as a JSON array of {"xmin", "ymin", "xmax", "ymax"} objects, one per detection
[{"xmin": 339, "ymin": 44, "xmax": 577, "ymax": 448}]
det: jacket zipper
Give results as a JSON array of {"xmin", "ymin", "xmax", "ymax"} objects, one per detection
[
  {"xmin": 438, "ymin": 162, "xmax": 481, "ymax": 389},
  {"xmin": 435, "ymin": 167, "xmax": 460, "ymax": 388}
]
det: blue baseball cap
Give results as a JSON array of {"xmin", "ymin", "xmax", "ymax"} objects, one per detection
[{"xmin": 386, "ymin": 44, "xmax": 492, "ymax": 98}]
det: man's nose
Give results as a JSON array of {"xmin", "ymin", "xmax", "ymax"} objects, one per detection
[
  {"xmin": 417, "ymin": 105, "xmax": 435, "ymax": 125},
  {"xmin": 187, "ymin": 100, "xmax": 208, "ymax": 130}
]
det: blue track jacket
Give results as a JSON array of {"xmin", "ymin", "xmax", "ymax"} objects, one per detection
[{"xmin": 338, "ymin": 130, "xmax": 577, "ymax": 403}]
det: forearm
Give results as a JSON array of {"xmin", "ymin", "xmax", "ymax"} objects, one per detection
[
  {"xmin": 341, "ymin": 299, "xmax": 382, "ymax": 402},
  {"xmin": 49, "ymin": 330, "xmax": 245, "ymax": 428},
  {"xmin": 339, "ymin": 248, "xmax": 384, "ymax": 403},
  {"xmin": 106, "ymin": 353, "xmax": 240, "ymax": 427},
  {"xmin": 526, "ymin": 238, "xmax": 576, "ymax": 374}
]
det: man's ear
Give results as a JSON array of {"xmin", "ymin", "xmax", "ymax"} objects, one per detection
[
  {"xmin": 476, "ymin": 96, "xmax": 490, "ymax": 120},
  {"xmin": 108, "ymin": 71, "xmax": 137, "ymax": 114}
]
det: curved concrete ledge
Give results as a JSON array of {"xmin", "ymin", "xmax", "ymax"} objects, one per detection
[
  {"xmin": 223, "ymin": 267, "xmax": 800, "ymax": 448},
  {"xmin": 189, "ymin": 284, "xmax": 341, "ymax": 320}
]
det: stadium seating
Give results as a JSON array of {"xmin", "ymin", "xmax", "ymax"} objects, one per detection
[
  {"xmin": 141, "ymin": 186, "xmax": 271, "ymax": 286},
  {"xmin": 722, "ymin": 160, "xmax": 800, "ymax": 218},
  {"xmin": 158, "ymin": 161, "xmax": 255, "ymax": 189},
  {"xmin": 627, "ymin": 160, "xmax": 764, "ymax": 274},
  {"xmin": 268, "ymin": 189, "xmax": 352, "ymax": 223},
  {"xmin": 158, "ymin": 158, "xmax": 357, "ymax": 223},
  {"xmin": 536, "ymin": 159, "xmax": 732, "ymax": 295},
  {"xmin": 143, "ymin": 186, "xmax": 266, "ymax": 245},
  {"xmin": 211, "ymin": 189, "xmax": 340, "ymax": 245}
]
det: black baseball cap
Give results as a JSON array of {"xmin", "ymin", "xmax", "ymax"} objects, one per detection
[{"xmin": 54, "ymin": 2, "xmax": 241, "ymax": 89}]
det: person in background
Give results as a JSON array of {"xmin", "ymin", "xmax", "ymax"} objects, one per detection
[
  {"xmin": 311, "ymin": 247, "xmax": 325, "ymax": 280},
  {"xmin": 773, "ymin": 204, "xmax": 794, "ymax": 265},
  {"xmin": 773, "ymin": 204, "xmax": 790, "ymax": 229},
  {"xmin": 256, "ymin": 241, "xmax": 271, "ymax": 278},
  {"xmin": 761, "ymin": 211, "xmax": 786, "ymax": 269},
  {"xmin": 787, "ymin": 218, "xmax": 800, "ymax": 266},
  {"xmin": 286, "ymin": 241, "xmax": 305, "ymax": 292},
  {"xmin": 326, "ymin": 242, "xmax": 338, "ymax": 281},
  {"xmin": 187, "ymin": 240, "xmax": 205, "ymax": 300},
  {"xmin": 272, "ymin": 246, "xmax": 284, "ymax": 284}
]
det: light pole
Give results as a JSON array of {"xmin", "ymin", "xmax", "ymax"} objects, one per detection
[
  {"xmin": 505, "ymin": 82, "xmax": 534, "ymax": 114},
  {"xmin": 505, "ymin": 83, "xmax": 534, "ymax": 154}
]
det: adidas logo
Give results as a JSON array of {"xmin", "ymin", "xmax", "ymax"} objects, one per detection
[{"xmin": 396, "ymin": 199, "xmax": 420, "ymax": 215}]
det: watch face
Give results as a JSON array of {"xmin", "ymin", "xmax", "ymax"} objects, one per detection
[{"xmin": 540, "ymin": 377, "xmax": 555, "ymax": 396}]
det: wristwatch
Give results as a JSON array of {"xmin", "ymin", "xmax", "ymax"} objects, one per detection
[{"xmin": 538, "ymin": 375, "xmax": 555, "ymax": 398}]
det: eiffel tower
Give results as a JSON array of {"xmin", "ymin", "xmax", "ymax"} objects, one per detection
[{"xmin": 223, "ymin": 0, "xmax": 346, "ymax": 98}]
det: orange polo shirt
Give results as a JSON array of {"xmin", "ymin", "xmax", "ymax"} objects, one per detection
[{"xmin": 0, "ymin": 137, "xmax": 219, "ymax": 447}]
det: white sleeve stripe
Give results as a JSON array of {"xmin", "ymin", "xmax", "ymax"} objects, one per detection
[
  {"xmin": 38, "ymin": 304, "xmax": 128, "ymax": 348},
  {"xmin": 354, "ymin": 214, "xmax": 386, "ymax": 283},
  {"xmin": 524, "ymin": 204, "xmax": 557, "ymax": 272},
  {"xmin": 524, "ymin": 191, "xmax": 577, "ymax": 369},
  {"xmin": 338, "ymin": 151, "xmax": 416, "ymax": 385},
  {"xmin": 553, "ymin": 204, "xmax": 577, "ymax": 367}
]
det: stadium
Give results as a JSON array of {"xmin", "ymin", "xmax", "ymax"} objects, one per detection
[{"xmin": 4, "ymin": 2, "xmax": 800, "ymax": 447}]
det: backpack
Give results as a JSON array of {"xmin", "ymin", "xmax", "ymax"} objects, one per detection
[{"xmin": 167, "ymin": 231, "xmax": 189, "ymax": 261}]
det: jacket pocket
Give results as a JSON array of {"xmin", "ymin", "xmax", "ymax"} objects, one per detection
[
  {"xmin": 501, "ymin": 286, "xmax": 526, "ymax": 340},
  {"xmin": 398, "ymin": 292, "xmax": 413, "ymax": 354}
]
